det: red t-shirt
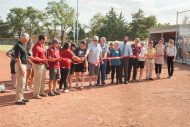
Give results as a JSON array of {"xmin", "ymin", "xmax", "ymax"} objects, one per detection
[
  {"xmin": 131, "ymin": 44, "xmax": 141, "ymax": 58},
  {"xmin": 60, "ymin": 49, "xmax": 74, "ymax": 69},
  {"xmin": 47, "ymin": 47, "xmax": 60, "ymax": 69},
  {"xmin": 32, "ymin": 42, "xmax": 47, "ymax": 64}
]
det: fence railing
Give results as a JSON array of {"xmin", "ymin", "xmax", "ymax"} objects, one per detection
[{"xmin": 0, "ymin": 38, "xmax": 18, "ymax": 45}]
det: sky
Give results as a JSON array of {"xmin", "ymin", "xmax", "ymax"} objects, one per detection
[{"xmin": 0, "ymin": 0, "xmax": 190, "ymax": 26}]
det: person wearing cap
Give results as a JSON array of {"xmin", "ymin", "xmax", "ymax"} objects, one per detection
[
  {"xmin": 14, "ymin": 33, "xmax": 30, "ymax": 105},
  {"xmin": 84, "ymin": 36, "xmax": 102, "ymax": 86},
  {"xmin": 155, "ymin": 38, "xmax": 165, "ymax": 79},
  {"xmin": 138, "ymin": 41, "xmax": 147, "ymax": 81},
  {"xmin": 97, "ymin": 37, "xmax": 109, "ymax": 85},
  {"xmin": 128, "ymin": 38, "xmax": 141, "ymax": 83},
  {"xmin": 119, "ymin": 36, "xmax": 132, "ymax": 84},
  {"xmin": 47, "ymin": 38, "xmax": 62, "ymax": 96},
  {"xmin": 31, "ymin": 34, "xmax": 48, "ymax": 99},
  {"xmin": 146, "ymin": 41, "xmax": 155, "ymax": 80},
  {"xmin": 74, "ymin": 40, "xmax": 87, "ymax": 89}
]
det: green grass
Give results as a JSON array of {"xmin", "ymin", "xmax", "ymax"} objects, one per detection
[{"xmin": 0, "ymin": 45, "xmax": 14, "ymax": 52}]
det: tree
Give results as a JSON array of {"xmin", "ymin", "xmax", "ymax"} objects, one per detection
[
  {"xmin": 6, "ymin": 8, "xmax": 28, "ymax": 37},
  {"xmin": 0, "ymin": 19, "xmax": 13, "ymax": 38},
  {"xmin": 68, "ymin": 22, "xmax": 86, "ymax": 42},
  {"xmin": 97, "ymin": 8, "xmax": 128, "ymax": 41},
  {"xmin": 157, "ymin": 23, "xmax": 170, "ymax": 27},
  {"xmin": 88, "ymin": 13, "xmax": 107, "ymax": 37},
  {"xmin": 46, "ymin": 0, "xmax": 75, "ymax": 42},
  {"xmin": 25, "ymin": 6, "xmax": 44, "ymax": 37},
  {"xmin": 129, "ymin": 9, "xmax": 157, "ymax": 40}
]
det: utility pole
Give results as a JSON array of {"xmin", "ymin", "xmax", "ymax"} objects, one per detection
[{"xmin": 76, "ymin": 0, "xmax": 79, "ymax": 46}]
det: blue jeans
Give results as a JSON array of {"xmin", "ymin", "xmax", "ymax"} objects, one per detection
[{"xmin": 97, "ymin": 60, "xmax": 107, "ymax": 84}]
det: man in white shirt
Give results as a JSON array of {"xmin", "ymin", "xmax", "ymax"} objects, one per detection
[{"xmin": 85, "ymin": 36, "xmax": 102, "ymax": 86}]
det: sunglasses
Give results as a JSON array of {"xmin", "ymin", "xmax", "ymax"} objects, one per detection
[{"xmin": 93, "ymin": 40, "xmax": 98, "ymax": 41}]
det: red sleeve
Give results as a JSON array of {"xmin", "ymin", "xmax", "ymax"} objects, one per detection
[
  {"xmin": 47, "ymin": 49, "xmax": 53, "ymax": 58},
  {"xmin": 32, "ymin": 46, "xmax": 38, "ymax": 57},
  {"xmin": 68, "ymin": 50, "xmax": 75, "ymax": 60}
]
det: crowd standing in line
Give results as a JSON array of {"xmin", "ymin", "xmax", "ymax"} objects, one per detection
[{"xmin": 6, "ymin": 33, "xmax": 177, "ymax": 105}]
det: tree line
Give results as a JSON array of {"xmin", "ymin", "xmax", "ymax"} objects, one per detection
[{"xmin": 1, "ymin": 0, "xmax": 182, "ymax": 42}]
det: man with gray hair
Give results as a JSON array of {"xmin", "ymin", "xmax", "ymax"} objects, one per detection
[
  {"xmin": 85, "ymin": 36, "xmax": 102, "ymax": 86},
  {"xmin": 14, "ymin": 33, "xmax": 30, "ymax": 105},
  {"xmin": 97, "ymin": 37, "xmax": 109, "ymax": 85}
]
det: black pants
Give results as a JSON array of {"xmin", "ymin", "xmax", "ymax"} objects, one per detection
[
  {"xmin": 59, "ymin": 68, "xmax": 70, "ymax": 90},
  {"xmin": 111, "ymin": 65, "xmax": 122, "ymax": 82},
  {"xmin": 121, "ymin": 57, "xmax": 129, "ymax": 81},
  {"xmin": 167, "ymin": 57, "xmax": 174, "ymax": 76},
  {"xmin": 155, "ymin": 64, "xmax": 162, "ymax": 74},
  {"xmin": 128, "ymin": 58, "xmax": 138, "ymax": 81}
]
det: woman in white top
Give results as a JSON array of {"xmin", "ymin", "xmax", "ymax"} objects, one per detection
[
  {"xmin": 166, "ymin": 39, "xmax": 177, "ymax": 78},
  {"xmin": 138, "ymin": 41, "xmax": 147, "ymax": 81}
]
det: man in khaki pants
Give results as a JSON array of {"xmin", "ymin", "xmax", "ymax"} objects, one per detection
[
  {"xmin": 14, "ymin": 33, "xmax": 30, "ymax": 105},
  {"xmin": 30, "ymin": 35, "xmax": 48, "ymax": 99},
  {"xmin": 146, "ymin": 41, "xmax": 155, "ymax": 80}
]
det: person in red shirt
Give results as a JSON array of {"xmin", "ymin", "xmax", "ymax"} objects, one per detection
[
  {"xmin": 68, "ymin": 43, "xmax": 77, "ymax": 90},
  {"xmin": 128, "ymin": 38, "xmax": 141, "ymax": 82},
  {"xmin": 30, "ymin": 34, "xmax": 48, "ymax": 99},
  {"xmin": 59, "ymin": 42, "xmax": 83, "ymax": 93},
  {"xmin": 47, "ymin": 38, "xmax": 62, "ymax": 96}
]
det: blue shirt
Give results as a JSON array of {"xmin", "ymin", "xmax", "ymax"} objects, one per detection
[
  {"xmin": 110, "ymin": 48, "xmax": 121, "ymax": 66},
  {"xmin": 119, "ymin": 42, "xmax": 133, "ymax": 56}
]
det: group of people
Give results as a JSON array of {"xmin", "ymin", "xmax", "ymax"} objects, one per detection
[{"xmin": 7, "ymin": 33, "xmax": 177, "ymax": 105}]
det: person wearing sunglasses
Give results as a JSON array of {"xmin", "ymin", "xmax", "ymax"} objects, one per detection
[{"xmin": 85, "ymin": 36, "xmax": 102, "ymax": 87}]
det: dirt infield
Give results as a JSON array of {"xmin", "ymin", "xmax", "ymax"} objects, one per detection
[{"xmin": 0, "ymin": 51, "xmax": 190, "ymax": 127}]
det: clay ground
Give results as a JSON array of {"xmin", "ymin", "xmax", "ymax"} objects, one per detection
[{"xmin": 0, "ymin": 51, "xmax": 190, "ymax": 127}]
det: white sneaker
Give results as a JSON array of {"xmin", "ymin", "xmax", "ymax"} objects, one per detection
[
  {"xmin": 64, "ymin": 89, "xmax": 70, "ymax": 93},
  {"xmin": 80, "ymin": 85, "xmax": 84, "ymax": 90},
  {"xmin": 25, "ymin": 87, "xmax": 32, "ymax": 91}
]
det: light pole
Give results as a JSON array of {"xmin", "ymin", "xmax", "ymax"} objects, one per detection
[{"xmin": 76, "ymin": 0, "xmax": 79, "ymax": 46}]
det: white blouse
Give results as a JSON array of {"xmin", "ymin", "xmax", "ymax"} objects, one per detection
[{"xmin": 166, "ymin": 46, "xmax": 177, "ymax": 57}]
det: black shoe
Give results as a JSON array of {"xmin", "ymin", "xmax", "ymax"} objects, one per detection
[
  {"xmin": 48, "ymin": 92, "xmax": 55, "ymax": 96},
  {"xmin": 116, "ymin": 82, "xmax": 119, "ymax": 85},
  {"xmin": 15, "ymin": 101, "xmax": 26, "ymax": 105},
  {"xmin": 124, "ymin": 81, "xmax": 128, "ymax": 84},
  {"xmin": 101, "ymin": 81, "xmax": 106, "ymax": 85},
  {"xmin": 89, "ymin": 83, "xmax": 92, "ymax": 87},
  {"xmin": 95, "ymin": 83, "xmax": 100, "ymax": 86},
  {"xmin": 149, "ymin": 78, "xmax": 154, "ymax": 80},
  {"xmin": 22, "ymin": 99, "xmax": 29, "ymax": 102},
  {"xmin": 53, "ymin": 91, "xmax": 60, "ymax": 95},
  {"xmin": 132, "ymin": 80, "xmax": 138, "ymax": 83},
  {"xmin": 39, "ymin": 93, "xmax": 48, "ymax": 97}
]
